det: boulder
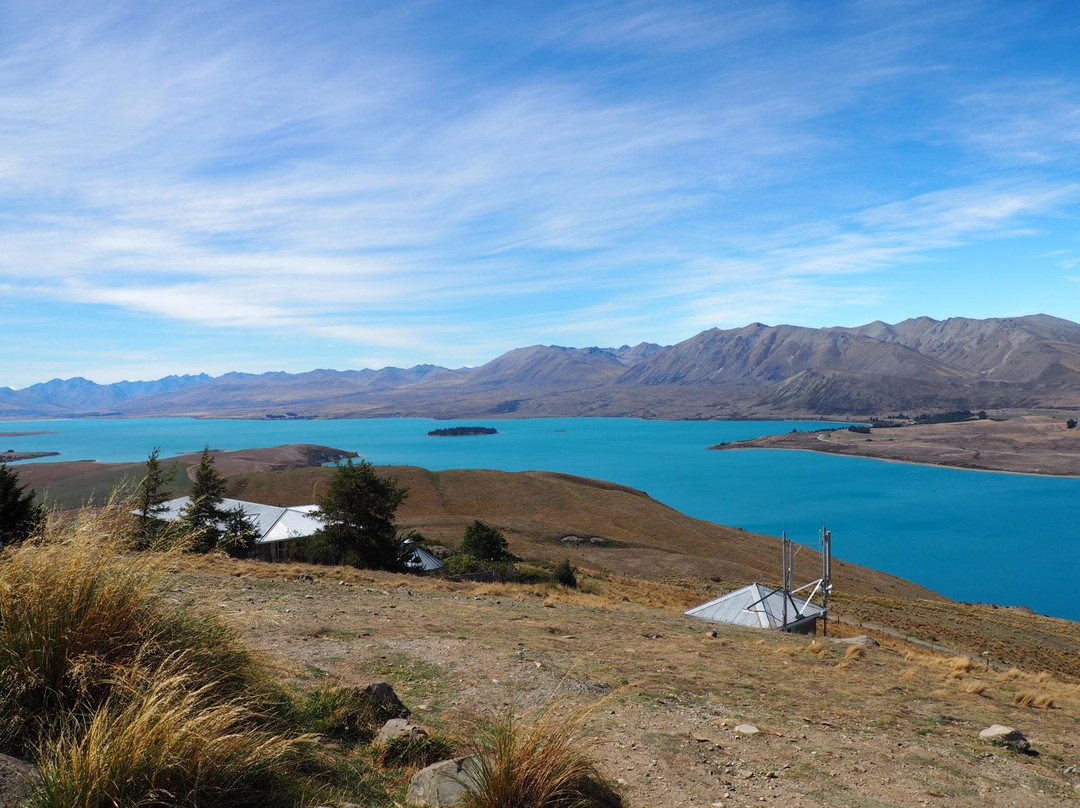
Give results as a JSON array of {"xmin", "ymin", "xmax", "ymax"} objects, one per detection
[
  {"xmin": 375, "ymin": 718, "xmax": 429, "ymax": 747},
  {"xmin": 406, "ymin": 756, "xmax": 484, "ymax": 807},
  {"xmin": 734, "ymin": 724, "xmax": 760, "ymax": 735},
  {"xmin": 359, "ymin": 681, "xmax": 410, "ymax": 719},
  {"xmin": 0, "ymin": 753, "xmax": 39, "ymax": 808},
  {"xmin": 979, "ymin": 724, "xmax": 1030, "ymax": 752}
]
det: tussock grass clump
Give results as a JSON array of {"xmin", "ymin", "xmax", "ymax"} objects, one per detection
[
  {"xmin": 844, "ymin": 645, "xmax": 866, "ymax": 661},
  {"xmin": 460, "ymin": 700, "xmax": 618, "ymax": 808},
  {"xmin": 26, "ymin": 668, "xmax": 311, "ymax": 808},
  {"xmin": 965, "ymin": 681, "xmax": 986, "ymax": 695},
  {"xmin": 378, "ymin": 732, "xmax": 455, "ymax": 768},
  {"xmin": 950, "ymin": 656, "xmax": 974, "ymax": 673},
  {"xmin": 291, "ymin": 683, "xmax": 393, "ymax": 745},
  {"xmin": 0, "ymin": 533, "xmax": 263, "ymax": 756},
  {"xmin": 1013, "ymin": 690, "xmax": 1055, "ymax": 709}
]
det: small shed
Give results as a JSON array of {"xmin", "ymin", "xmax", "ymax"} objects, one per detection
[
  {"xmin": 404, "ymin": 540, "xmax": 445, "ymax": 574},
  {"xmin": 685, "ymin": 583, "xmax": 823, "ymax": 634}
]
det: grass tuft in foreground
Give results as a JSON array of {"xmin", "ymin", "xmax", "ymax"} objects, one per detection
[
  {"xmin": 26, "ymin": 666, "xmax": 312, "ymax": 808},
  {"xmin": 459, "ymin": 699, "xmax": 620, "ymax": 808},
  {"xmin": 0, "ymin": 521, "xmax": 264, "ymax": 757}
]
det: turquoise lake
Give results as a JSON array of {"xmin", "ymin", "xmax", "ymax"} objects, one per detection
[{"xmin": 4, "ymin": 416, "xmax": 1078, "ymax": 621}]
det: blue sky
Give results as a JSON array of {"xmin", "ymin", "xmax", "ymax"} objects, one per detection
[{"xmin": 2, "ymin": 0, "xmax": 1080, "ymax": 388}]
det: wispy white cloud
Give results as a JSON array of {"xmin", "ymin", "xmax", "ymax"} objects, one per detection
[{"xmin": 0, "ymin": 0, "xmax": 1078, "ymax": 386}]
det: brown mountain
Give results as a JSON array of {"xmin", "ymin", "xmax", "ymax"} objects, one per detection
[{"xmin": 4, "ymin": 315, "xmax": 1079, "ymax": 418}]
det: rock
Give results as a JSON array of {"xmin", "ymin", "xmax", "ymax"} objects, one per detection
[
  {"xmin": 359, "ymin": 681, "xmax": 410, "ymax": 719},
  {"xmin": 406, "ymin": 756, "xmax": 484, "ymax": 807},
  {"xmin": 0, "ymin": 753, "xmax": 39, "ymax": 808},
  {"xmin": 375, "ymin": 718, "xmax": 428, "ymax": 747},
  {"xmin": 734, "ymin": 724, "xmax": 760, "ymax": 735},
  {"xmin": 979, "ymin": 724, "xmax": 1030, "ymax": 752},
  {"xmin": 833, "ymin": 635, "xmax": 880, "ymax": 647}
]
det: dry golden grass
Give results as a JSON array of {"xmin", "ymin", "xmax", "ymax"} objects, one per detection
[
  {"xmin": 1013, "ymin": 690, "xmax": 1056, "ymax": 709},
  {"xmin": 965, "ymin": 681, "xmax": 987, "ymax": 695},
  {"xmin": 459, "ymin": 697, "xmax": 614, "ymax": 808},
  {"xmin": 844, "ymin": 645, "xmax": 866, "ymax": 660},
  {"xmin": 27, "ymin": 667, "xmax": 310, "ymax": 808}
]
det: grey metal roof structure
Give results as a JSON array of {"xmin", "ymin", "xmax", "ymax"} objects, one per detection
[
  {"xmin": 404, "ymin": 543, "xmax": 445, "ymax": 572},
  {"xmin": 157, "ymin": 497, "xmax": 322, "ymax": 545},
  {"xmin": 156, "ymin": 498, "xmax": 443, "ymax": 571},
  {"xmin": 684, "ymin": 583, "xmax": 824, "ymax": 630}
]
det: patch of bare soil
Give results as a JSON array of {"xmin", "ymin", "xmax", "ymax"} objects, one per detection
[
  {"xmin": 178, "ymin": 557, "xmax": 1080, "ymax": 808},
  {"xmin": 713, "ymin": 416, "xmax": 1080, "ymax": 476}
]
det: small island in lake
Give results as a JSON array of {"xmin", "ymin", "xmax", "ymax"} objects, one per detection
[{"xmin": 427, "ymin": 426, "xmax": 498, "ymax": 437}]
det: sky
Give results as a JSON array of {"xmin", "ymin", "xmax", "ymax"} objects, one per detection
[{"xmin": 2, "ymin": 0, "xmax": 1080, "ymax": 388}]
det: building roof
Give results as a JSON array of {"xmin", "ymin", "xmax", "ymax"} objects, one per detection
[
  {"xmin": 158, "ymin": 497, "xmax": 322, "ymax": 545},
  {"xmin": 405, "ymin": 543, "xmax": 445, "ymax": 572},
  {"xmin": 684, "ymin": 583, "xmax": 823, "ymax": 630}
]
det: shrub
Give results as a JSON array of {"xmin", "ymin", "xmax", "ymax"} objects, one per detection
[
  {"xmin": 460, "ymin": 521, "xmax": 513, "ymax": 562},
  {"xmin": 553, "ymin": 559, "xmax": 577, "ymax": 588},
  {"xmin": 291, "ymin": 683, "xmax": 393, "ymax": 745},
  {"xmin": 443, "ymin": 553, "xmax": 483, "ymax": 575}
]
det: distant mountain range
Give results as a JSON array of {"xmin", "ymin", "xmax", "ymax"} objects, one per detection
[{"xmin": 5, "ymin": 315, "xmax": 1080, "ymax": 419}]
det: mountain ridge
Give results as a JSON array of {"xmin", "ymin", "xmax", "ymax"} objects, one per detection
[{"xmin": 5, "ymin": 315, "xmax": 1080, "ymax": 419}]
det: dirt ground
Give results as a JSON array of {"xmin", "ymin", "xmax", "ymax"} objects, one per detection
[
  {"xmin": 176, "ymin": 557, "xmax": 1080, "ymax": 808},
  {"xmin": 713, "ymin": 415, "xmax": 1080, "ymax": 476}
]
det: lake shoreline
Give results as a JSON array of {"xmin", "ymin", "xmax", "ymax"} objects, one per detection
[{"xmin": 710, "ymin": 416, "xmax": 1080, "ymax": 477}]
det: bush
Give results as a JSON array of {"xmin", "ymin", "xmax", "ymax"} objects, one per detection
[
  {"xmin": 553, "ymin": 559, "xmax": 577, "ymax": 588},
  {"xmin": 290, "ymin": 683, "xmax": 402, "ymax": 746},
  {"xmin": 443, "ymin": 553, "xmax": 484, "ymax": 575},
  {"xmin": 460, "ymin": 520, "xmax": 513, "ymax": 562}
]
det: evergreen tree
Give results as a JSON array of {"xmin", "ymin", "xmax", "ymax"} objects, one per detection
[
  {"xmin": 219, "ymin": 504, "xmax": 259, "ymax": 558},
  {"xmin": 180, "ymin": 446, "xmax": 227, "ymax": 552},
  {"xmin": 0, "ymin": 464, "xmax": 44, "ymax": 548},
  {"xmin": 460, "ymin": 520, "xmax": 512, "ymax": 562},
  {"xmin": 313, "ymin": 459, "xmax": 408, "ymax": 570},
  {"xmin": 135, "ymin": 447, "xmax": 175, "ymax": 545}
]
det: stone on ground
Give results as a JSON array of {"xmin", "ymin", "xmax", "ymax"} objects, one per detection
[
  {"xmin": 406, "ymin": 756, "xmax": 484, "ymax": 807},
  {"xmin": 979, "ymin": 724, "xmax": 1030, "ymax": 752},
  {"xmin": 0, "ymin": 754, "xmax": 38, "ymax": 808},
  {"xmin": 375, "ymin": 718, "xmax": 429, "ymax": 747}
]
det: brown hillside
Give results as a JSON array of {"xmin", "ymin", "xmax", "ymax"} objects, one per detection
[{"xmin": 227, "ymin": 464, "xmax": 942, "ymax": 602}]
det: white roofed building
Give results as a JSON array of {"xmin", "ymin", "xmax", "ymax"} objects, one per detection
[
  {"xmin": 685, "ymin": 583, "xmax": 823, "ymax": 634},
  {"xmin": 157, "ymin": 497, "xmax": 322, "ymax": 561},
  {"xmin": 155, "ymin": 497, "xmax": 444, "ymax": 572}
]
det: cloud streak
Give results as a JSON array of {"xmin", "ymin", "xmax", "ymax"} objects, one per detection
[{"xmin": 1, "ymin": 0, "xmax": 1079, "ymax": 386}]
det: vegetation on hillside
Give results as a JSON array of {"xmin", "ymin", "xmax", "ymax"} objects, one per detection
[
  {"xmin": 0, "ymin": 499, "xmax": 613, "ymax": 807},
  {"xmin": 0, "ymin": 463, "xmax": 45, "ymax": 547},
  {"xmin": 293, "ymin": 459, "xmax": 411, "ymax": 571}
]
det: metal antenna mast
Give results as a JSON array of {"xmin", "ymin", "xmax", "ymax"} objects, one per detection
[{"xmin": 821, "ymin": 522, "xmax": 832, "ymax": 637}]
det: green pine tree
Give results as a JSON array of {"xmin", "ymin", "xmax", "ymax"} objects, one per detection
[
  {"xmin": 310, "ymin": 459, "xmax": 409, "ymax": 570},
  {"xmin": 180, "ymin": 446, "xmax": 227, "ymax": 552},
  {"xmin": 0, "ymin": 464, "xmax": 44, "ymax": 548},
  {"xmin": 135, "ymin": 447, "xmax": 176, "ymax": 546}
]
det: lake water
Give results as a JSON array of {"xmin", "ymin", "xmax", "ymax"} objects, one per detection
[{"xmin": 4, "ymin": 416, "xmax": 1078, "ymax": 621}]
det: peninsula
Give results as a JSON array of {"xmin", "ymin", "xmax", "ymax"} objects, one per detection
[{"xmin": 710, "ymin": 414, "xmax": 1080, "ymax": 476}]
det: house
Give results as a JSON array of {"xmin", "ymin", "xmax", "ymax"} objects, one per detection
[
  {"xmin": 154, "ymin": 497, "xmax": 444, "ymax": 572},
  {"xmin": 684, "ymin": 583, "xmax": 824, "ymax": 634},
  {"xmin": 156, "ymin": 497, "xmax": 322, "ymax": 562}
]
